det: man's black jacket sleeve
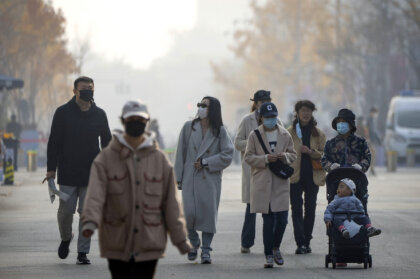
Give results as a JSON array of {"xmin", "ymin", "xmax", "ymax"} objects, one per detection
[{"xmin": 47, "ymin": 108, "xmax": 63, "ymax": 172}]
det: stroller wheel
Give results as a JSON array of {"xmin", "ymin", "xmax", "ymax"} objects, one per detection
[
  {"xmin": 332, "ymin": 257, "xmax": 337, "ymax": 269},
  {"xmin": 325, "ymin": 255, "xmax": 329, "ymax": 268},
  {"xmin": 364, "ymin": 256, "xmax": 369, "ymax": 269},
  {"xmin": 369, "ymin": 255, "xmax": 372, "ymax": 268}
]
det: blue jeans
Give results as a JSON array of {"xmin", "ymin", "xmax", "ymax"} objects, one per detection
[
  {"xmin": 241, "ymin": 203, "xmax": 256, "ymax": 248},
  {"xmin": 262, "ymin": 208, "xmax": 288, "ymax": 256},
  {"xmin": 188, "ymin": 229, "xmax": 214, "ymax": 253}
]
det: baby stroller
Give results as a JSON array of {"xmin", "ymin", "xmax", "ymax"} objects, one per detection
[{"xmin": 324, "ymin": 167, "xmax": 372, "ymax": 269}]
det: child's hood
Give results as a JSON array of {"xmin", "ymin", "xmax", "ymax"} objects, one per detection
[{"xmin": 115, "ymin": 131, "xmax": 156, "ymax": 151}]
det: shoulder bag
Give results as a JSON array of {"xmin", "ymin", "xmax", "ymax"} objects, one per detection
[{"xmin": 254, "ymin": 129, "xmax": 294, "ymax": 179}]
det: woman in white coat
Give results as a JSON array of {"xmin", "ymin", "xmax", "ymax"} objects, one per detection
[
  {"xmin": 175, "ymin": 96, "xmax": 234, "ymax": 264},
  {"xmin": 245, "ymin": 102, "xmax": 296, "ymax": 268}
]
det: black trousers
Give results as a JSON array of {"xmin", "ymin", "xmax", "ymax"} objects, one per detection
[
  {"xmin": 290, "ymin": 181, "xmax": 319, "ymax": 247},
  {"xmin": 108, "ymin": 258, "xmax": 158, "ymax": 279}
]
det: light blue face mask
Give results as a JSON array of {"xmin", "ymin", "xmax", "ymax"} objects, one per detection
[
  {"xmin": 263, "ymin": 117, "xmax": 277, "ymax": 129},
  {"xmin": 296, "ymin": 122, "xmax": 302, "ymax": 139},
  {"xmin": 337, "ymin": 122, "xmax": 350, "ymax": 135}
]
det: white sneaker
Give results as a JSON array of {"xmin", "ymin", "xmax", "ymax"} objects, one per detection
[
  {"xmin": 264, "ymin": 255, "xmax": 274, "ymax": 268},
  {"xmin": 201, "ymin": 251, "xmax": 212, "ymax": 264},
  {"xmin": 272, "ymin": 249, "xmax": 284, "ymax": 265}
]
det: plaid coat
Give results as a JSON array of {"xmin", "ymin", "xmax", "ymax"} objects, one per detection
[{"xmin": 321, "ymin": 133, "xmax": 371, "ymax": 173}]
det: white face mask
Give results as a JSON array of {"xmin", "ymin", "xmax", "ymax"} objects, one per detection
[{"xmin": 197, "ymin": 107, "xmax": 208, "ymax": 119}]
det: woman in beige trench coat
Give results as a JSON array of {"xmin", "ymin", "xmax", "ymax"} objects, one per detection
[
  {"xmin": 245, "ymin": 102, "xmax": 296, "ymax": 268},
  {"xmin": 234, "ymin": 89, "xmax": 272, "ymax": 254}
]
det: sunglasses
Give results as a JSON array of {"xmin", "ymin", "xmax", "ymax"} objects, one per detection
[{"xmin": 197, "ymin": 103, "xmax": 208, "ymax": 108}]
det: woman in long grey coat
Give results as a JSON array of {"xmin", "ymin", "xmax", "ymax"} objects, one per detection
[
  {"xmin": 245, "ymin": 102, "xmax": 296, "ymax": 268},
  {"xmin": 175, "ymin": 96, "xmax": 233, "ymax": 264}
]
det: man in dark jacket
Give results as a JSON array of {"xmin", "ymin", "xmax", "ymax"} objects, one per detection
[{"xmin": 43, "ymin": 76, "xmax": 111, "ymax": 265}]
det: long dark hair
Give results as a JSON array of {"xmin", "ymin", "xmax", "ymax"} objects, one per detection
[
  {"xmin": 292, "ymin": 100, "xmax": 319, "ymax": 137},
  {"xmin": 250, "ymin": 98, "xmax": 272, "ymax": 112},
  {"xmin": 251, "ymin": 102, "xmax": 258, "ymax": 112},
  {"xmin": 192, "ymin": 96, "xmax": 224, "ymax": 137}
]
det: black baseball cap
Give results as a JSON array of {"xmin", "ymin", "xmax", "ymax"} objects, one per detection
[
  {"xmin": 250, "ymin": 90, "xmax": 271, "ymax": 102},
  {"xmin": 259, "ymin": 102, "xmax": 278, "ymax": 117}
]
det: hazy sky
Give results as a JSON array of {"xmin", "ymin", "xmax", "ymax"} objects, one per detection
[
  {"xmin": 50, "ymin": 0, "xmax": 252, "ymax": 145},
  {"xmin": 52, "ymin": 0, "xmax": 197, "ymax": 70}
]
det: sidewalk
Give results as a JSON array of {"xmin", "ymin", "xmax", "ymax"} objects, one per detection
[{"xmin": 1, "ymin": 166, "xmax": 420, "ymax": 278}]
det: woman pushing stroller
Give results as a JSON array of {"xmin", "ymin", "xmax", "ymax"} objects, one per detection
[
  {"xmin": 322, "ymin": 108, "xmax": 378, "ymax": 268},
  {"xmin": 321, "ymin": 108, "xmax": 371, "ymax": 211}
]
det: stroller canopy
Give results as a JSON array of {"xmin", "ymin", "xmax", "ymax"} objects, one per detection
[{"xmin": 326, "ymin": 167, "xmax": 368, "ymax": 203}]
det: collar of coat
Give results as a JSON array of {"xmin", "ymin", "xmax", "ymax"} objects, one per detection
[
  {"xmin": 288, "ymin": 125, "xmax": 321, "ymax": 139},
  {"xmin": 256, "ymin": 124, "xmax": 289, "ymax": 153},
  {"xmin": 334, "ymin": 133, "xmax": 357, "ymax": 142},
  {"xmin": 109, "ymin": 132, "xmax": 158, "ymax": 160},
  {"xmin": 67, "ymin": 96, "xmax": 98, "ymax": 113},
  {"xmin": 190, "ymin": 120, "xmax": 221, "ymax": 160}
]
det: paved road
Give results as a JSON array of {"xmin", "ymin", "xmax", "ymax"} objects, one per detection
[{"xmin": 1, "ymin": 166, "xmax": 419, "ymax": 278}]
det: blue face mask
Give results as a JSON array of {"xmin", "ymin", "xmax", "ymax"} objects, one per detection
[
  {"xmin": 296, "ymin": 122, "xmax": 302, "ymax": 139},
  {"xmin": 263, "ymin": 117, "xmax": 277, "ymax": 129},
  {"xmin": 337, "ymin": 122, "xmax": 350, "ymax": 135}
]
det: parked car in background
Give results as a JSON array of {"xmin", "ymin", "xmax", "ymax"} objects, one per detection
[{"xmin": 384, "ymin": 91, "xmax": 420, "ymax": 159}]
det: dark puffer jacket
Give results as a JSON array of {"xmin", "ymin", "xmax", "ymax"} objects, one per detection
[{"xmin": 47, "ymin": 97, "xmax": 111, "ymax": 187}]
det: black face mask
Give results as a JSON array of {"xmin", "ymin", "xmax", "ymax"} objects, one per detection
[
  {"xmin": 125, "ymin": 121, "xmax": 146, "ymax": 137},
  {"xmin": 79, "ymin": 89, "xmax": 94, "ymax": 102}
]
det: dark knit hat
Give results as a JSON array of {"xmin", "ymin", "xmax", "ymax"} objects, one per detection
[{"xmin": 332, "ymin": 108, "xmax": 356, "ymax": 132}]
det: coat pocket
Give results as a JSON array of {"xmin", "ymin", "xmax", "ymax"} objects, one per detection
[
  {"xmin": 102, "ymin": 215, "xmax": 127, "ymax": 251},
  {"xmin": 106, "ymin": 172, "xmax": 129, "ymax": 217},
  {"xmin": 144, "ymin": 173, "xmax": 163, "ymax": 196},
  {"xmin": 140, "ymin": 208, "xmax": 167, "ymax": 252}
]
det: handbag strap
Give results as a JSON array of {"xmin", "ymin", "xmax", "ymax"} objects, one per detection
[{"xmin": 254, "ymin": 129, "xmax": 270, "ymax": 155}]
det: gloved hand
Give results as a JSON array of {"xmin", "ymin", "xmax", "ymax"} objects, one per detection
[
  {"xmin": 352, "ymin": 163, "xmax": 362, "ymax": 171},
  {"xmin": 330, "ymin": 163, "xmax": 340, "ymax": 170}
]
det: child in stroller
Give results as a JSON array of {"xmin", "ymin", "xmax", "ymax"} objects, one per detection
[
  {"xmin": 324, "ymin": 178, "xmax": 381, "ymax": 239},
  {"xmin": 324, "ymin": 167, "xmax": 381, "ymax": 269}
]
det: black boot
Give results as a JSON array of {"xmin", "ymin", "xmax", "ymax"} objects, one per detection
[
  {"xmin": 76, "ymin": 252, "xmax": 91, "ymax": 265},
  {"xmin": 58, "ymin": 235, "xmax": 73, "ymax": 259},
  {"xmin": 295, "ymin": 245, "xmax": 307, "ymax": 254}
]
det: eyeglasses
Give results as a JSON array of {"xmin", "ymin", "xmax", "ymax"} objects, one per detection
[{"xmin": 197, "ymin": 103, "xmax": 208, "ymax": 108}]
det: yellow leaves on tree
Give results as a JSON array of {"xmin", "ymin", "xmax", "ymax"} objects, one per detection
[
  {"xmin": 0, "ymin": 0, "xmax": 77, "ymax": 129},
  {"xmin": 212, "ymin": 0, "xmax": 335, "ymax": 116}
]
